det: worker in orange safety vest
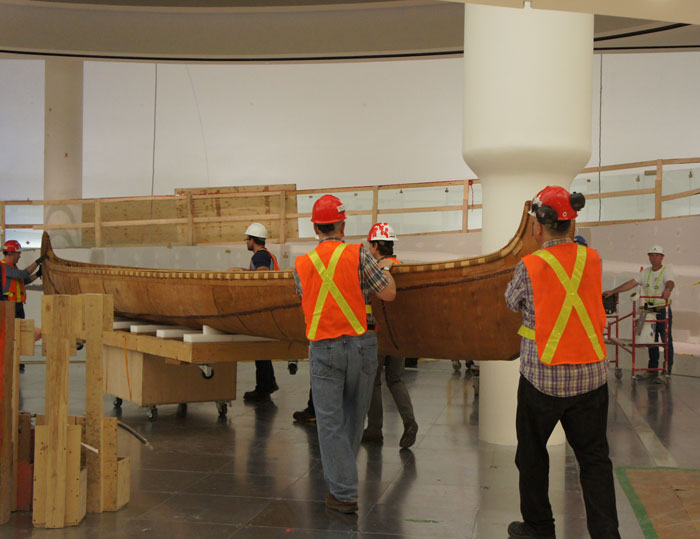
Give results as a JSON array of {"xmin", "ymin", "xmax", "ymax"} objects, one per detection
[
  {"xmin": 505, "ymin": 186, "xmax": 620, "ymax": 539},
  {"xmin": 1, "ymin": 240, "xmax": 44, "ymax": 320},
  {"xmin": 293, "ymin": 194, "xmax": 396, "ymax": 514},
  {"xmin": 361, "ymin": 222, "xmax": 418, "ymax": 449}
]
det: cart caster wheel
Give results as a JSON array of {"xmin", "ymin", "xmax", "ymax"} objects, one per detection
[
  {"xmin": 288, "ymin": 362, "xmax": 298, "ymax": 375},
  {"xmin": 176, "ymin": 403, "xmax": 188, "ymax": 417},
  {"xmin": 216, "ymin": 401, "xmax": 228, "ymax": 417},
  {"xmin": 113, "ymin": 397, "xmax": 122, "ymax": 409},
  {"xmin": 615, "ymin": 368, "xmax": 622, "ymax": 380},
  {"xmin": 76, "ymin": 342, "xmax": 85, "ymax": 351},
  {"xmin": 201, "ymin": 368, "xmax": 214, "ymax": 380},
  {"xmin": 146, "ymin": 406, "xmax": 158, "ymax": 421},
  {"xmin": 451, "ymin": 360, "xmax": 461, "ymax": 372}
]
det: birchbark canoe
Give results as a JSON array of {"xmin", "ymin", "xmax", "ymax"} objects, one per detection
[{"xmin": 41, "ymin": 203, "xmax": 538, "ymax": 361}]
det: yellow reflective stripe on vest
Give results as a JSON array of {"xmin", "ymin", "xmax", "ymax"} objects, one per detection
[
  {"xmin": 645, "ymin": 266, "xmax": 669, "ymax": 306},
  {"xmin": 518, "ymin": 325, "xmax": 535, "ymax": 340},
  {"xmin": 366, "ymin": 305, "xmax": 372, "ymax": 314},
  {"xmin": 533, "ymin": 245, "xmax": 605, "ymax": 364},
  {"xmin": 307, "ymin": 244, "xmax": 365, "ymax": 340}
]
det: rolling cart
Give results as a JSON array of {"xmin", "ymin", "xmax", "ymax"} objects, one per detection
[{"xmin": 604, "ymin": 294, "xmax": 670, "ymax": 384}]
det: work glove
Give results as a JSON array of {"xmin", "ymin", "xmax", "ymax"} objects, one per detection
[
  {"xmin": 36, "ymin": 265, "xmax": 42, "ymax": 278},
  {"xmin": 35, "ymin": 255, "xmax": 47, "ymax": 265}
]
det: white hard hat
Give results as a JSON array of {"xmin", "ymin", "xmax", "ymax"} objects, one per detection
[
  {"xmin": 245, "ymin": 223, "xmax": 268, "ymax": 239},
  {"xmin": 648, "ymin": 245, "xmax": 664, "ymax": 255},
  {"xmin": 368, "ymin": 222, "xmax": 398, "ymax": 242}
]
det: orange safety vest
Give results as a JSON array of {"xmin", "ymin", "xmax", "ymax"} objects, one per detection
[
  {"xmin": 295, "ymin": 241, "xmax": 368, "ymax": 341},
  {"xmin": 1, "ymin": 260, "xmax": 26, "ymax": 303},
  {"xmin": 249, "ymin": 248, "xmax": 280, "ymax": 270},
  {"xmin": 519, "ymin": 243, "xmax": 606, "ymax": 365},
  {"xmin": 381, "ymin": 256, "xmax": 401, "ymax": 266}
]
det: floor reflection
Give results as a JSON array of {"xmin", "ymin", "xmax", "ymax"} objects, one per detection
[{"xmin": 7, "ymin": 354, "xmax": 700, "ymax": 537}]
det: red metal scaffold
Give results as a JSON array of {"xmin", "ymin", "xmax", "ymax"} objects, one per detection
[{"xmin": 604, "ymin": 294, "xmax": 670, "ymax": 384}]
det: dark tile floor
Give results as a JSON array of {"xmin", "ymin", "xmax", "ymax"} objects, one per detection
[{"xmin": 5, "ymin": 355, "xmax": 699, "ymax": 538}]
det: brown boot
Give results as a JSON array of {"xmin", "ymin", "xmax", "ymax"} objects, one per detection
[{"xmin": 325, "ymin": 493, "xmax": 358, "ymax": 513}]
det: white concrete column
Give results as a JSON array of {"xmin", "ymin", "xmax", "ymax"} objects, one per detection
[
  {"xmin": 462, "ymin": 4, "xmax": 593, "ymax": 444},
  {"xmin": 44, "ymin": 58, "xmax": 83, "ymax": 248}
]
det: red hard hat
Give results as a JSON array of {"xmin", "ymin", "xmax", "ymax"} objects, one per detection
[
  {"xmin": 531, "ymin": 186, "xmax": 583, "ymax": 222},
  {"xmin": 311, "ymin": 195, "xmax": 347, "ymax": 224},
  {"xmin": 2, "ymin": 240, "xmax": 21, "ymax": 253}
]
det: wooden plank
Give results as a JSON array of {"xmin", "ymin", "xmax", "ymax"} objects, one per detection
[
  {"xmin": 84, "ymin": 295, "xmax": 106, "ymax": 513},
  {"xmin": 185, "ymin": 193, "xmax": 194, "ymax": 246},
  {"xmin": 279, "ymin": 191, "xmax": 287, "ymax": 245},
  {"xmin": 661, "ymin": 186, "xmax": 700, "ymax": 202},
  {"xmin": 32, "ymin": 425, "xmax": 48, "ymax": 527},
  {"xmin": 102, "ymin": 418, "xmax": 119, "ymax": 512},
  {"xmin": 116, "ymin": 457, "xmax": 130, "ymax": 510},
  {"xmin": 19, "ymin": 319, "xmax": 35, "ymax": 356},
  {"xmin": 101, "ymin": 330, "xmax": 308, "ymax": 364},
  {"xmin": 94, "ymin": 199, "xmax": 102, "ymax": 248},
  {"xmin": 42, "ymin": 295, "xmax": 72, "ymax": 528},
  {"xmin": 16, "ymin": 412, "xmax": 32, "ymax": 511},
  {"xmin": 655, "ymin": 159, "xmax": 663, "ymax": 220},
  {"xmin": 103, "ymin": 346, "xmax": 142, "ymax": 405},
  {"xmin": 584, "ymin": 188, "xmax": 656, "ymax": 200},
  {"xmin": 64, "ymin": 424, "xmax": 86, "ymax": 526},
  {"xmin": 0, "ymin": 302, "xmax": 15, "ymax": 524}
]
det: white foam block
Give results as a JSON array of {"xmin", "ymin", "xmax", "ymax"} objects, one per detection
[
  {"xmin": 156, "ymin": 329, "xmax": 203, "ymax": 339},
  {"xmin": 184, "ymin": 333, "xmax": 276, "ymax": 343}
]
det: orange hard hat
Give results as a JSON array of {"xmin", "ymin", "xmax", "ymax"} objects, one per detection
[
  {"xmin": 311, "ymin": 195, "xmax": 347, "ymax": 224},
  {"xmin": 2, "ymin": 240, "xmax": 21, "ymax": 254},
  {"xmin": 530, "ymin": 186, "xmax": 585, "ymax": 223}
]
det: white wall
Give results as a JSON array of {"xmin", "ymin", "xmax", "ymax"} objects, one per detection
[{"xmin": 2, "ymin": 52, "xmax": 699, "ymax": 200}]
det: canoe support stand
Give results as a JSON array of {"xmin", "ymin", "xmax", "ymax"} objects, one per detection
[{"xmin": 102, "ymin": 319, "xmax": 308, "ymax": 421}]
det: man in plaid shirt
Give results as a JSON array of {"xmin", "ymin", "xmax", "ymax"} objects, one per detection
[{"xmin": 505, "ymin": 186, "xmax": 619, "ymax": 539}]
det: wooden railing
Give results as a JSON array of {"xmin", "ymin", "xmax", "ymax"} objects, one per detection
[{"xmin": 1, "ymin": 157, "xmax": 698, "ymax": 248}]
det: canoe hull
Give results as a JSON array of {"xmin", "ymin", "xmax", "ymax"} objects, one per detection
[{"xmin": 42, "ymin": 205, "xmax": 538, "ymax": 361}]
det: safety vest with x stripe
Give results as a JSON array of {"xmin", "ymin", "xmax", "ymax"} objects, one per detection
[
  {"xmin": 519, "ymin": 243, "xmax": 607, "ymax": 365},
  {"xmin": 295, "ymin": 241, "xmax": 370, "ymax": 341}
]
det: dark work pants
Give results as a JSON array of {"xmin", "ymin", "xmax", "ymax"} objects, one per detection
[
  {"xmin": 254, "ymin": 360, "xmax": 277, "ymax": 392},
  {"xmin": 515, "ymin": 376, "xmax": 620, "ymax": 539},
  {"xmin": 648, "ymin": 307, "xmax": 673, "ymax": 373}
]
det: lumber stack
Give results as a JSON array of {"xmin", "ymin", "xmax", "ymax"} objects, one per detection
[
  {"xmin": 32, "ymin": 294, "xmax": 129, "ymax": 529},
  {"xmin": 0, "ymin": 302, "xmax": 15, "ymax": 524}
]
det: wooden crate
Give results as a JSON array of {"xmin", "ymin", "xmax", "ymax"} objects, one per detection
[{"xmin": 103, "ymin": 346, "xmax": 237, "ymax": 406}]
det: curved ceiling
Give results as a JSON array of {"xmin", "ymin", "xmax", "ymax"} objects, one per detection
[{"xmin": 1, "ymin": 0, "xmax": 699, "ymax": 61}]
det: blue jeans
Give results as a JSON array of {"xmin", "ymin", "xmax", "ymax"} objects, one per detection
[{"xmin": 310, "ymin": 331, "xmax": 377, "ymax": 502}]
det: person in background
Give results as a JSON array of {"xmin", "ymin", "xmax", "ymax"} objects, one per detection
[
  {"xmin": 236, "ymin": 223, "xmax": 281, "ymax": 402},
  {"xmin": 505, "ymin": 186, "xmax": 619, "ymax": 539},
  {"xmin": 361, "ymin": 222, "xmax": 418, "ymax": 449},
  {"xmin": 294, "ymin": 195, "xmax": 396, "ymax": 513},
  {"xmin": 1, "ymin": 240, "xmax": 45, "ymax": 369},
  {"xmin": 603, "ymin": 245, "xmax": 674, "ymax": 377}
]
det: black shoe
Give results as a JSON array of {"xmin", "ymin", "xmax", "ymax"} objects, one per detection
[
  {"xmin": 243, "ymin": 389, "xmax": 272, "ymax": 402},
  {"xmin": 507, "ymin": 521, "xmax": 555, "ymax": 539},
  {"xmin": 399, "ymin": 421, "xmax": 418, "ymax": 448},
  {"xmin": 268, "ymin": 382, "xmax": 280, "ymax": 394},
  {"xmin": 293, "ymin": 408, "xmax": 316, "ymax": 423},
  {"xmin": 361, "ymin": 428, "xmax": 383, "ymax": 444}
]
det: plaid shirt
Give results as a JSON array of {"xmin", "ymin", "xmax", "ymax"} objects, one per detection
[
  {"xmin": 505, "ymin": 238, "xmax": 608, "ymax": 397},
  {"xmin": 293, "ymin": 237, "xmax": 390, "ymax": 326}
]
